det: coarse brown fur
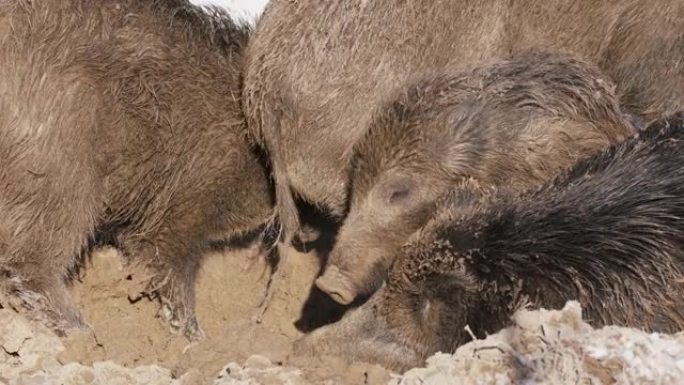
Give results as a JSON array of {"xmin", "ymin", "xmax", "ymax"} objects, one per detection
[
  {"xmin": 243, "ymin": 0, "xmax": 683, "ymax": 295},
  {"xmin": 296, "ymin": 113, "xmax": 684, "ymax": 371},
  {"xmin": 315, "ymin": 50, "xmax": 635, "ymax": 305},
  {"xmin": 0, "ymin": 0, "xmax": 274, "ymax": 339}
]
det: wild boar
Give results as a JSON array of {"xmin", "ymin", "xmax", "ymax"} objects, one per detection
[
  {"xmin": 315, "ymin": 50, "xmax": 635, "ymax": 305},
  {"xmin": 0, "ymin": 0, "xmax": 273, "ymax": 340},
  {"xmin": 296, "ymin": 113, "xmax": 684, "ymax": 370},
  {"xmin": 243, "ymin": 0, "xmax": 683, "ymax": 305}
]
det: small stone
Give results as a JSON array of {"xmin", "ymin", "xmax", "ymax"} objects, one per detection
[
  {"xmin": 56, "ymin": 364, "xmax": 97, "ymax": 385},
  {"xmin": 14, "ymin": 372, "xmax": 49, "ymax": 385},
  {"xmin": 179, "ymin": 368, "xmax": 203, "ymax": 385},
  {"xmin": 244, "ymin": 355, "xmax": 272, "ymax": 370},
  {"xmin": 0, "ymin": 310, "xmax": 33, "ymax": 353}
]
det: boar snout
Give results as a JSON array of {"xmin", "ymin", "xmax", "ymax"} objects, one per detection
[
  {"xmin": 316, "ymin": 243, "xmax": 392, "ymax": 305},
  {"xmin": 315, "ymin": 264, "xmax": 358, "ymax": 305},
  {"xmin": 293, "ymin": 291, "xmax": 423, "ymax": 371}
]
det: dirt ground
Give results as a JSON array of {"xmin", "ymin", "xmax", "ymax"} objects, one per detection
[
  {"xmin": 60, "ymin": 245, "xmax": 391, "ymax": 384},
  {"xmin": 4, "ymin": 246, "xmax": 684, "ymax": 384}
]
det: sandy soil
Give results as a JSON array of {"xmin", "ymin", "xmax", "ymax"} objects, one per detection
[
  {"xmin": 59, "ymin": 246, "xmax": 389, "ymax": 384},
  {"xmin": 3, "ymin": 247, "xmax": 684, "ymax": 385}
]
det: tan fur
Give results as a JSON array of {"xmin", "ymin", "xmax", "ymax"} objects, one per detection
[
  {"xmin": 297, "ymin": 113, "xmax": 684, "ymax": 372},
  {"xmin": 244, "ymin": 0, "xmax": 683, "ymax": 245},
  {"xmin": 316, "ymin": 50, "xmax": 635, "ymax": 305},
  {"xmin": 0, "ymin": 0, "xmax": 273, "ymax": 339}
]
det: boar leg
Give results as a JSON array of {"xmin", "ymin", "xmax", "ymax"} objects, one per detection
[
  {"xmin": 149, "ymin": 259, "xmax": 203, "ymax": 340},
  {"xmin": 122, "ymin": 209, "xmax": 209, "ymax": 340},
  {"xmin": 0, "ymin": 148, "xmax": 99, "ymax": 333},
  {"xmin": 0, "ymin": 268, "xmax": 87, "ymax": 333},
  {"xmin": 130, "ymin": 239, "xmax": 204, "ymax": 341},
  {"xmin": 0, "ymin": 198, "xmax": 96, "ymax": 332}
]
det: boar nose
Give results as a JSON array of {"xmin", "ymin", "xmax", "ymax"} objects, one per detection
[{"xmin": 315, "ymin": 265, "xmax": 357, "ymax": 305}]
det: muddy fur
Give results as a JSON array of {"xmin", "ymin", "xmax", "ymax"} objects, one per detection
[
  {"xmin": 314, "ymin": 50, "xmax": 635, "ymax": 305},
  {"xmin": 243, "ymin": 0, "xmax": 684, "ymax": 252},
  {"xmin": 0, "ymin": 0, "xmax": 274, "ymax": 339},
  {"xmin": 296, "ymin": 113, "xmax": 684, "ymax": 371}
]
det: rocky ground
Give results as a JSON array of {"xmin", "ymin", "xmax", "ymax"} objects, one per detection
[{"xmin": 2, "ymin": 248, "xmax": 684, "ymax": 385}]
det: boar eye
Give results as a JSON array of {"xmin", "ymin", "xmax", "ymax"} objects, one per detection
[{"xmin": 388, "ymin": 184, "xmax": 412, "ymax": 204}]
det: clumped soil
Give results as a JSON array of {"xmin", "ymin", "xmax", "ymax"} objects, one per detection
[
  {"xmin": 60, "ymin": 246, "xmax": 391, "ymax": 384},
  {"xmin": 3, "ymin": 247, "xmax": 684, "ymax": 385}
]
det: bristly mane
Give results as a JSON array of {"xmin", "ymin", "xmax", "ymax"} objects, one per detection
[
  {"xmin": 419, "ymin": 113, "xmax": 684, "ymax": 335},
  {"xmin": 152, "ymin": 0, "xmax": 251, "ymax": 55}
]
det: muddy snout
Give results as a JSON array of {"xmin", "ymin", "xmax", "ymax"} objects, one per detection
[
  {"xmin": 315, "ymin": 265, "xmax": 359, "ymax": 305},
  {"xmin": 292, "ymin": 291, "xmax": 423, "ymax": 371},
  {"xmin": 316, "ymin": 245, "xmax": 394, "ymax": 305}
]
